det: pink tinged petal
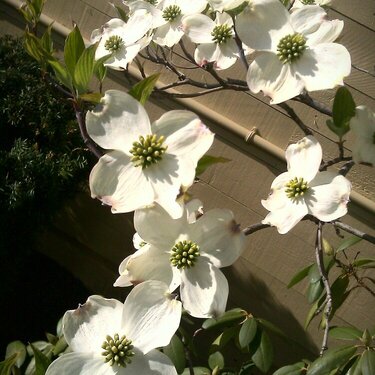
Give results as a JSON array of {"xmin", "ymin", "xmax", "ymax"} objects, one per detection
[
  {"xmin": 86, "ymin": 90, "xmax": 151, "ymax": 153},
  {"xmin": 123, "ymin": 349, "xmax": 178, "ymax": 375},
  {"xmin": 117, "ymin": 245, "xmax": 181, "ymax": 291},
  {"xmin": 195, "ymin": 43, "xmax": 218, "ymax": 67},
  {"xmin": 45, "ymin": 353, "xmax": 116, "ymax": 375},
  {"xmin": 295, "ymin": 44, "xmax": 351, "ymax": 92},
  {"xmin": 134, "ymin": 203, "xmax": 188, "ymax": 249},
  {"xmin": 89, "ymin": 151, "xmax": 155, "ymax": 213},
  {"xmin": 285, "ymin": 135, "xmax": 322, "ymax": 181},
  {"xmin": 155, "ymin": 110, "xmax": 214, "ymax": 161},
  {"xmin": 193, "ymin": 209, "xmax": 245, "ymax": 267},
  {"xmin": 122, "ymin": 280, "xmax": 182, "ymax": 354},
  {"xmin": 63, "ymin": 296, "xmax": 123, "ymax": 354},
  {"xmin": 262, "ymin": 198, "xmax": 308, "ymax": 234},
  {"xmin": 235, "ymin": 0, "xmax": 293, "ymax": 51},
  {"xmin": 307, "ymin": 172, "xmax": 351, "ymax": 222},
  {"xmin": 182, "ymin": 14, "xmax": 215, "ymax": 43},
  {"xmin": 305, "ymin": 20, "xmax": 344, "ymax": 46},
  {"xmin": 247, "ymin": 52, "xmax": 304, "ymax": 104},
  {"xmin": 180, "ymin": 258, "xmax": 229, "ymax": 318},
  {"xmin": 290, "ymin": 5, "xmax": 327, "ymax": 36}
]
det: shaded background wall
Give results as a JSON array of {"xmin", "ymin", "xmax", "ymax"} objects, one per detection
[{"xmin": 1, "ymin": 0, "xmax": 374, "ymax": 366}]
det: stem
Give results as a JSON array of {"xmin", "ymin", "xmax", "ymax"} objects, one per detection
[
  {"xmin": 277, "ymin": 102, "xmax": 314, "ymax": 136},
  {"xmin": 294, "ymin": 93, "xmax": 333, "ymax": 117},
  {"xmin": 331, "ymin": 221, "xmax": 375, "ymax": 245},
  {"xmin": 339, "ymin": 160, "xmax": 355, "ymax": 176},
  {"xmin": 242, "ymin": 222, "xmax": 271, "ymax": 236},
  {"xmin": 315, "ymin": 222, "xmax": 332, "ymax": 356},
  {"xmin": 73, "ymin": 102, "xmax": 104, "ymax": 159},
  {"xmin": 320, "ymin": 156, "xmax": 352, "ymax": 171}
]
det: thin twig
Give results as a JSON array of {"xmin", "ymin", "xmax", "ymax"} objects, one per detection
[
  {"xmin": 331, "ymin": 221, "xmax": 375, "ymax": 245},
  {"xmin": 320, "ymin": 156, "xmax": 352, "ymax": 171},
  {"xmin": 352, "ymin": 64, "xmax": 375, "ymax": 78},
  {"xmin": 315, "ymin": 222, "xmax": 332, "ymax": 356},
  {"xmin": 294, "ymin": 93, "xmax": 333, "ymax": 117},
  {"xmin": 339, "ymin": 160, "xmax": 355, "ymax": 176},
  {"xmin": 278, "ymin": 102, "xmax": 314, "ymax": 136},
  {"xmin": 242, "ymin": 222, "xmax": 271, "ymax": 236}
]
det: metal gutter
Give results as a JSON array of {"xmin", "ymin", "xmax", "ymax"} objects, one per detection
[{"xmin": 4, "ymin": 0, "xmax": 375, "ymax": 216}]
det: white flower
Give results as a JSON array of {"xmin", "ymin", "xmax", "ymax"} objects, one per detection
[
  {"xmin": 46, "ymin": 281, "xmax": 181, "ymax": 375},
  {"xmin": 91, "ymin": 12, "xmax": 152, "ymax": 70},
  {"xmin": 208, "ymin": 0, "xmax": 246, "ymax": 11},
  {"xmin": 87, "ymin": 90, "xmax": 214, "ymax": 219},
  {"xmin": 114, "ymin": 200, "xmax": 245, "ymax": 318},
  {"xmin": 236, "ymin": 0, "xmax": 350, "ymax": 103},
  {"xmin": 349, "ymin": 106, "xmax": 375, "ymax": 166},
  {"xmin": 262, "ymin": 136, "xmax": 351, "ymax": 234},
  {"xmin": 182, "ymin": 12, "xmax": 239, "ymax": 70}
]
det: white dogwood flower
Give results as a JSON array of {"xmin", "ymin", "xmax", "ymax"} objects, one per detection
[
  {"xmin": 87, "ymin": 90, "xmax": 214, "ymax": 219},
  {"xmin": 114, "ymin": 200, "xmax": 245, "ymax": 318},
  {"xmin": 91, "ymin": 11, "xmax": 152, "ymax": 70},
  {"xmin": 236, "ymin": 0, "xmax": 350, "ymax": 103},
  {"xmin": 46, "ymin": 281, "xmax": 181, "ymax": 375},
  {"xmin": 208, "ymin": 0, "xmax": 246, "ymax": 11},
  {"xmin": 182, "ymin": 12, "xmax": 239, "ymax": 70},
  {"xmin": 350, "ymin": 106, "xmax": 375, "ymax": 166},
  {"xmin": 262, "ymin": 136, "xmax": 351, "ymax": 234}
]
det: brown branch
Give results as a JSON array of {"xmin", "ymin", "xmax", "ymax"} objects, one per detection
[
  {"xmin": 278, "ymin": 102, "xmax": 314, "ymax": 136},
  {"xmin": 242, "ymin": 222, "xmax": 271, "ymax": 236},
  {"xmin": 331, "ymin": 221, "xmax": 375, "ymax": 245},
  {"xmin": 294, "ymin": 92, "xmax": 333, "ymax": 117}
]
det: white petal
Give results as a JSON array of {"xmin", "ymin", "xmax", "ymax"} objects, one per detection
[
  {"xmin": 123, "ymin": 10, "xmax": 153, "ymax": 44},
  {"xmin": 180, "ymin": 258, "xmax": 228, "ymax": 318},
  {"xmin": 90, "ymin": 18, "xmax": 126, "ymax": 44},
  {"xmin": 124, "ymin": 349, "xmax": 178, "ymax": 375},
  {"xmin": 114, "ymin": 255, "xmax": 134, "ymax": 287},
  {"xmin": 247, "ymin": 52, "xmax": 304, "ymax": 104},
  {"xmin": 236, "ymin": 0, "xmax": 293, "ymax": 51},
  {"xmin": 116, "ymin": 245, "xmax": 181, "ymax": 291},
  {"xmin": 122, "ymin": 280, "xmax": 182, "ymax": 354},
  {"xmin": 89, "ymin": 151, "xmax": 155, "ymax": 213},
  {"xmin": 182, "ymin": 14, "xmax": 215, "ymax": 44},
  {"xmin": 45, "ymin": 353, "xmax": 115, "ymax": 375},
  {"xmin": 295, "ymin": 44, "xmax": 351, "ymax": 92},
  {"xmin": 285, "ymin": 135, "xmax": 322, "ymax": 181},
  {"xmin": 290, "ymin": 5, "xmax": 326, "ymax": 36},
  {"xmin": 178, "ymin": 0, "xmax": 207, "ymax": 14},
  {"xmin": 195, "ymin": 43, "xmax": 218, "ymax": 67},
  {"xmin": 63, "ymin": 296, "xmax": 123, "ymax": 354},
  {"xmin": 215, "ymin": 40, "xmax": 239, "ymax": 70},
  {"xmin": 86, "ymin": 90, "xmax": 151, "ymax": 153},
  {"xmin": 307, "ymin": 172, "xmax": 351, "ymax": 221},
  {"xmin": 350, "ymin": 106, "xmax": 375, "ymax": 139},
  {"xmin": 193, "ymin": 209, "xmax": 245, "ymax": 267},
  {"xmin": 305, "ymin": 20, "xmax": 343, "ymax": 46}
]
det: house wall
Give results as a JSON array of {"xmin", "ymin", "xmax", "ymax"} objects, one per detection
[{"xmin": 1, "ymin": 0, "xmax": 374, "ymax": 366}]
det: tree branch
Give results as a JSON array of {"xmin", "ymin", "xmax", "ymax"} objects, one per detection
[
  {"xmin": 331, "ymin": 221, "xmax": 375, "ymax": 245},
  {"xmin": 278, "ymin": 102, "xmax": 314, "ymax": 136}
]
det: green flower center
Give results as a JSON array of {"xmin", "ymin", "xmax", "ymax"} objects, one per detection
[
  {"xmin": 163, "ymin": 5, "xmax": 182, "ymax": 22},
  {"xmin": 301, "ymin": 0, "xmax": 316, "ymax": 4},
  {"xmin": 101, "ymin": 333, "xmax": 134, "ymax": 367},
  {"xmin": 129, "ymin": 134, "xmax": 167, "ymax": 169},
  {"xmin": 277, "ymin": 33, "xmax": 306, "ymax": 64},
  {"xmin": 211, "ymin": 24, "xmax": 233, "ymax": 44},
  {"xmin": 170, "ymin": 240, "xmax": 200, "ymax": 269},
  {"xmin": 285, "ymin": 177, "xmax": 309, "ymax": 199},
  {"xmin": 104, "ymin": 35, "xmax": 124, "ymax": 53}
]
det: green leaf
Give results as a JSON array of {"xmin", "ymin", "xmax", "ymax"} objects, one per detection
[
  {"xmin": 347, "ymin": 355, "xmax": 362, "ymax": 375},
  {"xmin": 273, "ymin": 362, "xmax": 305, "ymax": 375},
  {"xmin": 24, "ymin": 32, "xmax": 48, "ymax": 63},
  {"xmin": 239, "ymin": 362, "xmax": 256, "ymax": 375},
  {"xmin": 307, "ymin": 280, "xmax": 324, "ymax": 304},
  {"xmin": 40, "ymin": 23, "xmax": 54, "ymax": 54},
  {"xmin": 208, "ymin": 351, "xmax": 224, "ymax": 370},
  {"xmin": 48, "ymin": 58, "xmax": 73, "ymax": 90},
  {"xmin": 74, "ymin": 43, "xmax": 97, "ymax": 94},
  {"xmin": 64, "ymin": 24, "xmax": 85, "ymax": 78},
  {"xmin": 331, "ymin": 275, "xmax": 350, "ymax": 313},
  {"xmin": 202, "ymin": 308, "xmax": 247, "ymax": 330},
  {"xmin": 181, "ymin": 367, "xmax": 211, "ymax": 375},
  {"xmin": 252, "ymin": 330, "xmax": 274, "ymax": 373},
  {"xmin": 129, "ymin": 74, "xmax": 160, "ymax": 105},
  {"xmin": 239, "ymin": 317, "xmax": 258, "ymax": 349},
  {"xmin": 211, "ymin": 326, "xmax": 239, "ymax": 352},
  {"xmin": 332, "ymin": 86, "xmax": 356, "ymax": 136},
  {"xmin": 30, "ymin": 343, "xmax": 51, "ymax": 375},
  {"xmin": 336, "ymin": 236, "xmax": 362, "ymax": 253},
  {"xmin": 329, "ymin": 327, "xmax": 362, "ymax": 341},
  {"xmin": 0, "ymin": 353, "xmax": 18, "ymax": 375},
  {"xmin": 288, "ymin": 264, "xmax": 313, "ymax": 289},
  {"xmin": 305, "ymin": 296, "xmax": 325, "ymax": 329},
  {"xmin": 257, "ymin": 319, "xmax": 289, "ymax": 342},
  {"xmin": 361, "ymin": 349, "xmax": 375, "ymax": 375},
  {"xmin": 6, "ymin": 341, "xmax": 27, "ymax": 368},
  {"xmin": 163, "ymin": 335, "xmax": 186, "ymax": 374},
  {"xmin": 79, "ymin": 92, "xmax": 104, "ymax": 104},
  {"xmin": 352, "ymin": 258, "xmax": 375, "ymax": 268},
  {"xmin": 306, "ymin": 345, "xmax": 357, "ymax": 375},
  {"xmin": 196, "ymin": 155, "xmax": 231, "ymax": 176}
]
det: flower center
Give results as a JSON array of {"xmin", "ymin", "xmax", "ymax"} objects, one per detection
[
  {"xmin": 163, "ymin": 5, "xmax": 182, "ymax": 22},
  {"xmin": 170, "ymin": 240, "xmax": 200, "ymax": 269},
  {"xmin": 211, "ymin": 24, "xmax": 233, "ymax": 44},
  {"xmin": 129, "ymin": 134, "xmax": 167, "ymax": 169},
  {"xmin": 277, "ymin": 33, "xmax": 306, "ymax": 64},
  {"xmin": 101, "ymin": 333, "xmax": 134, "ymax": 367},
  {"xmin": 104, "ymin": 35, "xmax": 124, "ymax": 53},
  {"xmin": 285, "ymin": 177, "xmax": 309, "ymax": 199}
]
